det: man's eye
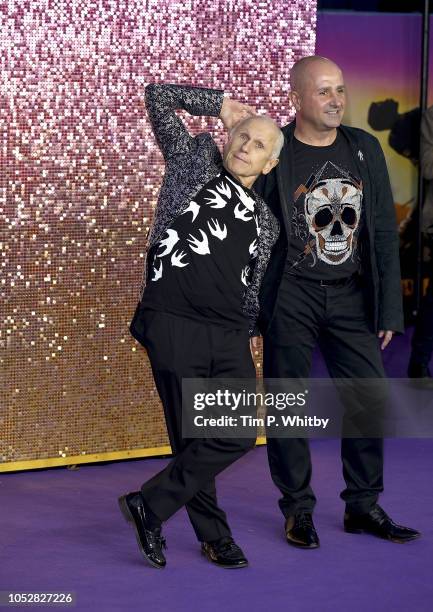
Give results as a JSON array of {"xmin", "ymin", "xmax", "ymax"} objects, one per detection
[{"xmin": 256, "ymin": 142, "xmax": 264, "ymax": 148}]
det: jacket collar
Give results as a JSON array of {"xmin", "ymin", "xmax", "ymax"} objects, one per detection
[
  {"xmin": 275, "ymin": 121, "xmax": 296, "ymax": 237},
  {"xmin": 338, "ymin": 124, "xmax": 373, "ymax": 229}
]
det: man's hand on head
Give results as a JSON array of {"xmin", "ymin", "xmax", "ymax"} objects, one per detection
[
  {"xmin": 220, "ymin": 98, "xmax": 255, "ymax": 131},
  {"xmin": 378, "ymin": 330, "xmax": 394, "ymax": 350}
]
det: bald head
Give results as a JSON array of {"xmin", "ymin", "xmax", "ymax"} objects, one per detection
[
  {"xmin": 289, "ymin": 55, "xmax": 346, "ymax": 142},
  {"xmin": 290, "ymin": 56, "xmax": 343, "ymax": 94}
]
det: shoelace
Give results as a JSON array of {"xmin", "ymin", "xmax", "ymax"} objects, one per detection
[
  {"xmin": 157, "ymin": 536, "xmax": 167, "ymax": 550},
  {"xmin": 137, "ymin": 504, "xmax": 167, "ymax": 549},
  {"xmin": 147, "ymin": 528, "xmax": 167, "ymax": 550},
  {"xmin": 296, "ymin": 514, "xmax": 314, "ymax": 528},
  {"xmin": 215, "ymin": 539, "xmax": 239, "ymax": 554},
  {"xmin": 369, "ymin": 505, "xmax": 390, "ymax": 526}
]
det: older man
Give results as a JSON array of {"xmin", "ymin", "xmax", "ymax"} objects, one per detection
[
  {"xmin": 119, "ymin": 84, "xmax": 282, "ymax": 569},
  {"xmin": 255, "ymin": 56, "xmax": 420, "ymax": 548}
]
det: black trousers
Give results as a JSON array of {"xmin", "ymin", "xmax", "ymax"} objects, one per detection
[
  {"xmin": 263, "ymin": 275, "xmax": 385, "ymax": 517},
  {"xmin": 410, "ymin": 260, "xmax": 433, "ymax": 367},
  {"xmin": 139, "ymin": 310, "xmax": 256, "ymax": 542}
]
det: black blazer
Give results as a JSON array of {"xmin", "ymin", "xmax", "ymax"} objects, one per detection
[{"xmin": 254, "ymin": 121, "xmax": 404, "ymax": 335}]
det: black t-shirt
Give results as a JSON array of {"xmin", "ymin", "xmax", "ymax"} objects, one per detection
[
  {"xmin": 287, "ymin": 130, "xmax": 364, "ymax": 280},
  {"xmin": 141, "ymin": 168, "xmax": 260, "ymax": 328}
]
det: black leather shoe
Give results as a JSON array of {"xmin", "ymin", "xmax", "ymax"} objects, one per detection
[
  {"xmin": 118, "ymin": 492, "xmax": 167, "ymax": 568},
  {"xmin": 285, "ymin": 513, "xmax": 320, "ymax": 549},
  {"xmin": 344, "ymin": 504, "xmax": 421, "ymax": 543},
  {"xmin": 408, "ymin": 361, "xmax": 433, "ymax": 389},
  {"xmin": 201, "ymin": 537, "xmax": 248, "ymax": 568}
]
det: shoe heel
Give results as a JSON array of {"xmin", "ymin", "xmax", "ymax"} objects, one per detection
[{"xmin": 118, "ymin": 496, "xmax": 133, "ymax": 524}]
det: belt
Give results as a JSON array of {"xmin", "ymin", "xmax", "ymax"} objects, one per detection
[{"xmin": 286, "ymin": 273, "xmax": 358, "ymax": 287}]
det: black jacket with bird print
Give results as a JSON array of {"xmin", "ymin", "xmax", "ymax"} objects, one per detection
[{"xmin": 130, "ymin": 83, "xmax": 279, "ymax": 342}]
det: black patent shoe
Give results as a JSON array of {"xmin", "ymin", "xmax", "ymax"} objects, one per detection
[
  {"xmin": 118, "ymin": 492, "xmax": 167, "ymax": 568},
  {"xmin": 407, "ymin": 362, "xmax": 433, "ymax": 389},
  {"xmin": 285, "ymin": 513, "xmax": 320, "ymax": 549},
  {"xmin": 344, "ymin": 504, "xmax": 421, "ymax": 543},
  {"xmin": 201, "ymin": 537, "xmax": 248, "ymax": 568}
]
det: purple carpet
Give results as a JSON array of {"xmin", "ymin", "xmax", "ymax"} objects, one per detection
[{"xmin": 1, "ymin": 332, "xmax": 432, "ymax": 611}]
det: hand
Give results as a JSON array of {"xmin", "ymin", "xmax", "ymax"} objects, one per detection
[
  {"xmin": 250, "ymin": 336, "xmax": 259, "ymax": 360},
  {"xmin": 378, "ymin": 330, "xmax": 394, "ymax": 350},
  {"xmin": 220, "ymin": 98, "xmax": 255, "ymax": 131}
]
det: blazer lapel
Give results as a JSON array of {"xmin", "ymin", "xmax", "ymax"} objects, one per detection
[{"xmin": 340, "ymin": 125, "xmax": 373, "ymax": 232}]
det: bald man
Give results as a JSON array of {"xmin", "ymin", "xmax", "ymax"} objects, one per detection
[
  {"xmin": 255, "ymin": 56, "xmax": 420, "ymax": 547},
  {"xmin": 120, "ymin": 84, "xmax": 282, "ymax": 569}
]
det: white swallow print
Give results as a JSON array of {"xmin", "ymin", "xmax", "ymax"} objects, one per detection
[
  {"xmin": 157, "ymin": 229, "xmax": 179, "ymax": 256},
  {"xmin": 234, "ymin": 201, "xmax": 253, "ymax": 222},
  {"xmin": 187, "ymin": 229, "xmax": 210, "ymax": 254},
  {"xmin": 171, "ymin": 249, "xmax": 189, "ymax": 267},
  {"xmin": 226, "ymin": 176, "xmax": 255, "ymax": 211},
  {"xmin": 215, "ymin": 181, "xmax": 231, "ymax": 198},
  {"xmin": 207, "ymin": 218, "xmax": 227, "ymax": 241},
  {"xmin": 151, "ymin": 258, "xmax": 163, "ymax": 281},
  {"xmin": 180, "ymin": 200, "xmax": 200, "ymax": 222},
  {"xmin": 253, "ymin": 213, "xmax": 261, "ymax": 236},
  {"xmin": 249, "ymin": 239, "xmax": 258, "ymax": 258},
  {"xmin": 204, "ymin": 189, "xmax": 227, "ymax": 209},
  {"xmin": 241, "ymin": 265, "xmax": 250, "ymax": 286}
]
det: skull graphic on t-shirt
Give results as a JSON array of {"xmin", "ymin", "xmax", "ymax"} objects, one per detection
[
  {"xmin": 291, "ymin": 160, "xmax": 363, "ymax": 269},
  {"xmin": 305, "ymin": 177, "xmax": 362, "ymax": 265}
]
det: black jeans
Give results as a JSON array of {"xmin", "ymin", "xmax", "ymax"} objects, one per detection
[
  {"xmin": 263, "ymin": 274, "xmax": 385, "ymax": 517},
  {"xmin": 410, "ymin": 261, "xmax": 433, "ymax": 367},
  {"xmin": 139, "ymin": 310, "xmax": 256, "ymax": 542}
]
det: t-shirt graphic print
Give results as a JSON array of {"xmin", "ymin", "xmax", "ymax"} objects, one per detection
[
  {"xmin": 142, "ymin": 168, "xmax": 260, "ymax": 328},
  {"xmin": 287, "ymin": 132, "xmax": 364, "ymax": 281}
]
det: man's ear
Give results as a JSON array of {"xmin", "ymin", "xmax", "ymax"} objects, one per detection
[
  {"xmin": 222, "ymin": 138, "xmax": 231, "ymax": 160},
  {"xmin": 289, "ymin": 90, "xmax": 301, "ymax": 112},
  {"xmin": 262, "ymin": 158, "xmax": 279, "ymax": 175}
]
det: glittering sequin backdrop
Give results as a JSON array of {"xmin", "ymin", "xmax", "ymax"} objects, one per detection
[{"xmin": 0, "ymin": 0, "xmax": 317, "ymax": 467}]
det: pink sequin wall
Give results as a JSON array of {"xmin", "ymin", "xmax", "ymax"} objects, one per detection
[{"xmin": 0, "ymin": 0, "xmax": 317, "ymax": 466}]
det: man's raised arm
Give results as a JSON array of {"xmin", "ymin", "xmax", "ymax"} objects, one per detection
[{"xmin": 145, "ymin": 83, "xmax": 254, "ymax": 161}]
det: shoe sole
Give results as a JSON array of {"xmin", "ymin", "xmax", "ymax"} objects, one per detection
[
  {"xmin": 344, "ymin": 526, "xmax": 421, "ymax": 543},
  {"xmin": 118, "ymin": 495, "xmax": 165, "ymax": 569},
  {"xmin": 201, "ymin": 549, "xmax": 248, "ymax": 569},
  {"xmin": 285, "ymin": 538, "xmax": 320, "ymax": 549}
]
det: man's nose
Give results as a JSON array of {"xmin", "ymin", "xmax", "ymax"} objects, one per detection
[{"xmin": 329, "ymin": 92, "xmax": 342, "ymax": 107}]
